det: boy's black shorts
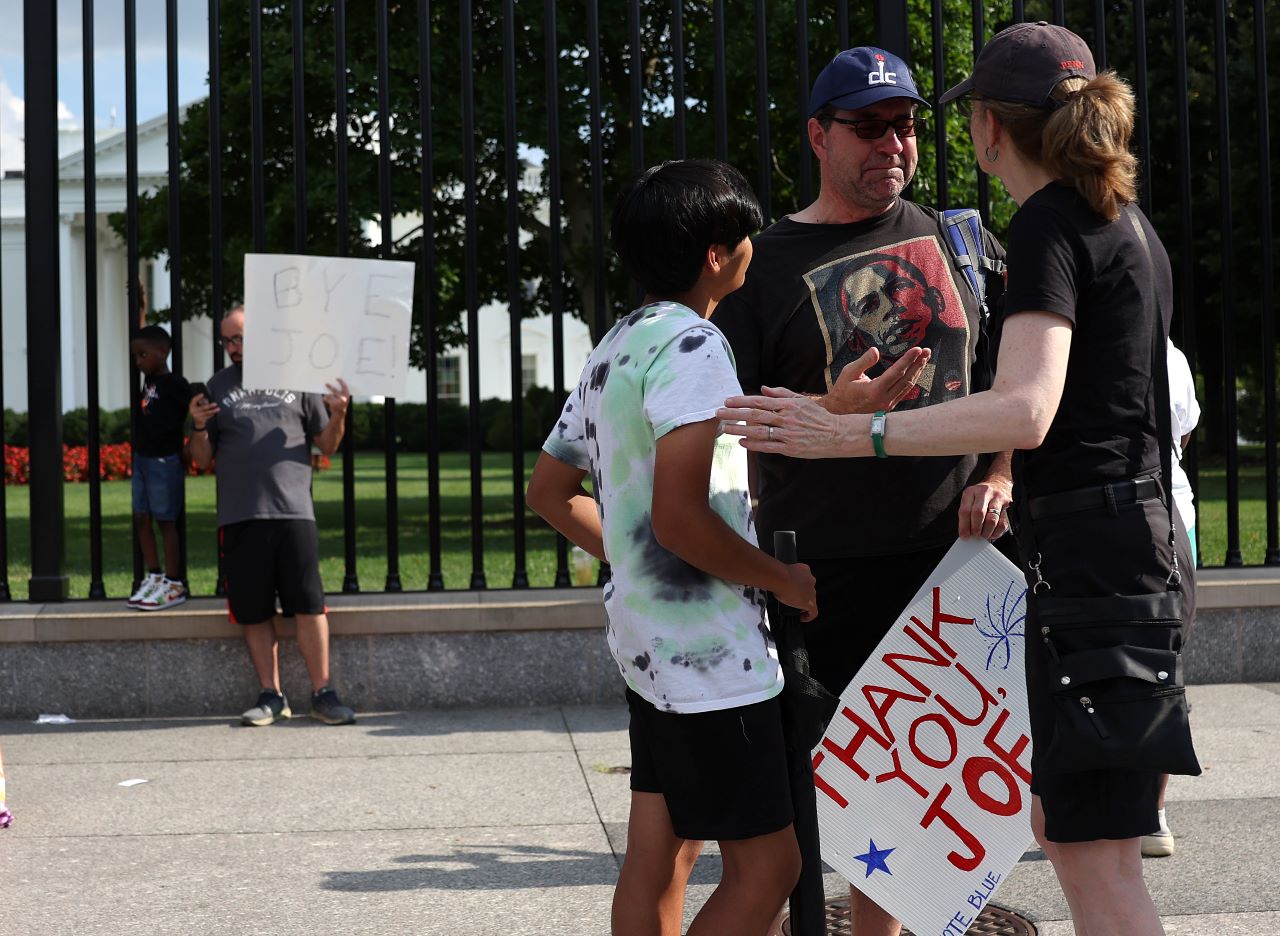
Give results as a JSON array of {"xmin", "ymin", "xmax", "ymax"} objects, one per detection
[
  {"xmin": 627, "ymin": 688, "xmax": 793, "ymax": 842},
  {"xmin": 219, "ymin": 519, "xmax": 326, "ymax": 625}
]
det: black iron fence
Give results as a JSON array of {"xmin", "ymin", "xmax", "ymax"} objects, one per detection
[{"xmin": 9, "ymin": 0, "xmax": 1280, "ymax": 602}]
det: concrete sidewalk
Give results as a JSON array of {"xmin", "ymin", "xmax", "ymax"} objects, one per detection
[{"xmin": 0, "ymin": 684, "xmax": 1277, "ymax": 935}]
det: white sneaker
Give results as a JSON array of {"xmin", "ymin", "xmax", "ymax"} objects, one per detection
[
  {"xmin": 1141, "ymin": 809, "xmax": 1175, "ymax": 857},
  {"xmin": 127, "ymin": 573, "xmax": 163, "ymax": 609},
  {"xmin": 137, "ymin": 577, "xmax": 188, "ymax": 611}
]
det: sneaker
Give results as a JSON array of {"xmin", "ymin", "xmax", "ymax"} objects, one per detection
[
  {"xmin": 1142, "ymin": 809, "xmax": 1175, "ymax": 857},
  {"xmin": 310, "ymin": 687, "xmax": 356, "ymax": 725},
  {"xmin": 138, "ymin": 577, "xmax": 189, "ymax": 611},
  {"xmin": 127, "ymin": 572, "xmax": 163, "ymax": 609},
  {"xmin": 241, "ymin": 690, "xmax": 291, "ymax": 727},
  {"xmin": 1142, "ymin": 828, "xmax": 1175, "ymax": 857}
]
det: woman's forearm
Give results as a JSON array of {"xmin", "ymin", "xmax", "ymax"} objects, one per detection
[{"xmin": 721, "ymin": 312, "xmax": 1072, "ymax": 461}]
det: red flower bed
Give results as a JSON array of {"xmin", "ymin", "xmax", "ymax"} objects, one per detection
[
  {"xmin": 4, "ymin": 446, "xmax": 28, "ymax": 485},
  {"xmin": 3, "ymin": 441, "xmax": 330, "ymax": 485}
]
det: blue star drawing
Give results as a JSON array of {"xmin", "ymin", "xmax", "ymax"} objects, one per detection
[
  {"xmin": 976, "ymin": 580, "xmax": 1027, "ymax": 670},
  {"xmin": 853, "ymin": 839, "xmax": 895, "ymax": 878}
]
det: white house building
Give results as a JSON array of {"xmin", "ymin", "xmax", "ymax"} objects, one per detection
[{"xmin": 0, "ymin": 106, "xmax": 595, "ymax": 415}]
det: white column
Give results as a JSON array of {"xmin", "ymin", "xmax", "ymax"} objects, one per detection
[
  {"xmin": 58, "ymin": 214, "xmax": 79, "ymax": 411},
  {"xmin": 100, "ymin": 243, "xmax": 130, "ymax": 412}
]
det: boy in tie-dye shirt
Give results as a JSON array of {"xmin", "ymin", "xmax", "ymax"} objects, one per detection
[{"xmin": 528, "ymin": 160, "xmax": 817, "ymax": 936}]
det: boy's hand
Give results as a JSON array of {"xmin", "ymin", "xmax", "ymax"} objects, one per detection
[
  {"xmin": 189, "ymin": 393, "xmax": 219, "ymax": 430},
  {"xmin": 774, "ymin": 562, "xmax": 818, "ymax": 622}
]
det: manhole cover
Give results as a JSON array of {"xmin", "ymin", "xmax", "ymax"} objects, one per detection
[{"xmin": 777, "ymin": 900, "xmax": 1036, "ymax": 936}]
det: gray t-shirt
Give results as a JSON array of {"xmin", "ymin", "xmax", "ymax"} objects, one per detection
[{"xmin": 205, "ymin": 364, "xmax": 329, "ymax": 527}]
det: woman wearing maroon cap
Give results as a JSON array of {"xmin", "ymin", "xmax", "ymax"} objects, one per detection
[{"xmin": 720, "ymin": 22, "xmax": 1193, "ymax": 936}]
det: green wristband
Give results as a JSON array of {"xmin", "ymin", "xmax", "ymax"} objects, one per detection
[{"xmin": 870, "ymin": 410, "xmax": 888, "ymax": 459}]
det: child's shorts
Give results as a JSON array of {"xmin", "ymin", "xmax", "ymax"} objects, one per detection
[
  {"xmin": 132, "ymin": 454, "xmax": 185, "ymax": 521},
  {"xmin": 626, "ymin": 688, "xmax": 793, "ymax": 842}
]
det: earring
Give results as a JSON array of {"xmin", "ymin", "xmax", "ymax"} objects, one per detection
[{"xmin": 984, "ymin": 145, "xmax": 999, "ymax": 163}]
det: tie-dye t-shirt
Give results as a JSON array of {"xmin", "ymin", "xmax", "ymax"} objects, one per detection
[{"xmin": 543, "ymin": 301, "xmax": 783, "ymax": 714}]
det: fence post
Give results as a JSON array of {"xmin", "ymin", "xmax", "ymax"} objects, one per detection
[
  {"xmin": 23, "ymin": 0, "xmax": 68, "ymax": 602},
  {"xmin": 873, "ymin": 0, "xmax": 910, "ymax": 60}
]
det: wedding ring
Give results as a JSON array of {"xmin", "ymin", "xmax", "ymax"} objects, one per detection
[
  {"xmin": 768, "ymin": 426, "xmax": 774, "ymax": 442},
  {"xmin": 988, "ymin": 506, "xmax": 1002, "ymax": 514}
]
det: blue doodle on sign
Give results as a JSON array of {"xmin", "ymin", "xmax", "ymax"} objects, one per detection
[{"xmin": 975, "ymin": 580, "xmax": 1026, "ymax": 671}]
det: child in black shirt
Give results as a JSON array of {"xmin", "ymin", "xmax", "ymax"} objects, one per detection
[{"xmin": 128, "ymin": 325, "xmax": 192, "ymax": 610}]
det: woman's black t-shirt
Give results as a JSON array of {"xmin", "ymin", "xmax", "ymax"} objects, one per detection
[{"xmin": 1002, "ymin": 182, "xmax": 1173, "ymax": 497}]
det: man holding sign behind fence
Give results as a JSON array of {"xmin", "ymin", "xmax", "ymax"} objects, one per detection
[{"xmin": 188, "ymin": 304, "xmax": 357, "ymax": 727}]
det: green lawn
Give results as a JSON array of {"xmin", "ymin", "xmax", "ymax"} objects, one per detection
[
  {"xmin": 0, "ymin": 450, "xmax": 1274, "ymax": 600},
  {"xmin": 1, "ymin": 452, "xmax": 578, "ymax": 600},
  {"xmin": 1192, "ymin": 456, "xmax": 1277, "ymax": 567}
]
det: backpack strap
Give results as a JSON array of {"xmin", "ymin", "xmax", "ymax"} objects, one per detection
[
  {"xmin": 939, "ymin": 207, "xmax": 1006, "ymax": 318},
  {"xmin": 939, "ymin": 207, "xmax": 1006, "ymax": 392}
]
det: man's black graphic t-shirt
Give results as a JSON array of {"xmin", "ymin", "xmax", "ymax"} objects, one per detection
[
  {"xmin": 1002, "ymin": 182, "xmax": 1172, "ymax": 497},
  {"xmin": 713, "ymin": 199, "xmax": 1002, "ymax": 559},
  {"xmin": 135, "ymin": 372, "xmax": 192, "ymax": 457}
]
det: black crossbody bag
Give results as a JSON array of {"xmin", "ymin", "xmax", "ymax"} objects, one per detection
[{"xmin": 1021, "ymin": 207, "xmax": 1201, "ymax": 778}]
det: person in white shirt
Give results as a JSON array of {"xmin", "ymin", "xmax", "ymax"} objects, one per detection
[
  {"xmin": 1141, "ymin": 338, "xmax": 1202, "ymax": 860},
  {"xmin": 1168, "ymin": 339, "xmax": 1201, "ymax": 566}
]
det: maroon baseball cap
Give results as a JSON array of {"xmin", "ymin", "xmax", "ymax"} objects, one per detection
[{"xmin": 939, "ymin": 21, "xmax": 1096, "ymax": 109}]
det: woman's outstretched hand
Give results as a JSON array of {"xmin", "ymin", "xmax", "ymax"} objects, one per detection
[{"xmin": 717, "ymin": 393, "xmax": 859, "ymax": 459}]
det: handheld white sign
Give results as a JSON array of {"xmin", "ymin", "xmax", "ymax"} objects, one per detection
[
  {"xmin": 242, "ymin": 254, "xmax": 415, "ymax": 398},
  {"xmin": 814, "ymin": 538, "xmax": 1033, "ymax": 936}
]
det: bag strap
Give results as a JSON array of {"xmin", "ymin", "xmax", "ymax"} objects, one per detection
[
  {"xmin": 939, "ymin": 208, "xmax": 1006, "ymax": 392},
  {"xmin": 1125, "ymin": 205, "xmax": 1181, "ymax": 588}
]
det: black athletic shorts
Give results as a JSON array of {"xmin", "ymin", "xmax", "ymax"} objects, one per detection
[
  {"xmin": 219, "ymin": 519, "xmax": 326, "ymax": 625},
  {"xmin": 627, "ymin": 689, "xmax": 793, "ymax": 842}
]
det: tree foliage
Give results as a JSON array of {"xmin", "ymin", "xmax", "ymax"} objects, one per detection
[{"xmin": 116, "ymin": 0, "xmax": 1280, "ymax": 453}]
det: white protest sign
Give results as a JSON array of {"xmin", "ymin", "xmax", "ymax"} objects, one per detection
[
  {"xmin": 814, "ymin": 538, "xmax": 1033, "ymax": 936},
  {"xmin": 242, "ymin": 254, "xmax": 415, "ymax": 398}
]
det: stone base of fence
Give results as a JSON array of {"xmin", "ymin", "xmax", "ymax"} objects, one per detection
[{"xmin": 0, "ymin": 569, "xmax": 1277, "ymax": 719}]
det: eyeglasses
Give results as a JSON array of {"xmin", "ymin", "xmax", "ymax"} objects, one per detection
[
  {"xmin": 220, "ymin": 335, "xmax": 244, "ymax": 348},
  {"xmin": 826, "ymin": 115, "xmax": 925, "ymax": 140},
  {"xmin": 953, "ymin": 96, "xmax": 983, "ymax": 118}
]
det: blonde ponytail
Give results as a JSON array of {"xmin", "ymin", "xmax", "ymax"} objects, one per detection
[{"xmin": 982, "ymin": 72, "xmax": 1138, "ymax": 221}]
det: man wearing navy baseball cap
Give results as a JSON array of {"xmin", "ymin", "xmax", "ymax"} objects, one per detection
[{"xmin": 713, "ymin": 50, "xmax": 1012, "ymax": 936}]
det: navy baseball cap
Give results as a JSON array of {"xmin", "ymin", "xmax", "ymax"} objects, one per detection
[
  {"xmin": 808, "ymin": 47, "xmax": 930, "ymax": 116},
  {"xmin": 939, "ymin": 22, "xmax": 1096, "ymax": 108}
]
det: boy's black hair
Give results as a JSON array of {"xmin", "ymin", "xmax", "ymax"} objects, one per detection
[
  {"xmin": 610, "ymin": 159, "xmax": 763, "ymax": 297},
  {"xmin": 133, "ymin": 324, "xmax": 172, "ymax": 352}
]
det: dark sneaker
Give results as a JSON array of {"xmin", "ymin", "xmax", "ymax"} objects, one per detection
[
  {"xmin": 310, "ymin": 687, "xmax": 356, "ymax": 725},
  {"xmin": 241, "ymin": 690, "xmax": 291, "ymax": 727}
]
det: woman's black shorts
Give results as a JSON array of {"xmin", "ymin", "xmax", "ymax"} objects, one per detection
[
  {"xmin": 1018, "ymin": 492, "xmax": 1195, "ymax": 844},
  {"xmin": 626, "ymin": 689, "xmax": 793, "ymax": 842},
  {"xmin": 219, "ymin": 519, "xmax": 326, "ymax": 625}
]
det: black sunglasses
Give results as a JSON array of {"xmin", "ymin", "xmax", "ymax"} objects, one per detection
[
  {"xmin": 826, "ymin": 115, "xmax": 925, "ymax": 140},
  {"xmin": 953, "ymin": 95, "xmax": 984, "ymax": 117}
]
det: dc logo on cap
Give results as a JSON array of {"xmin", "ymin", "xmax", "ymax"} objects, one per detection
[{"xmin": 868, "ymin": 52, "xmax": 898, "ymax": 87}]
